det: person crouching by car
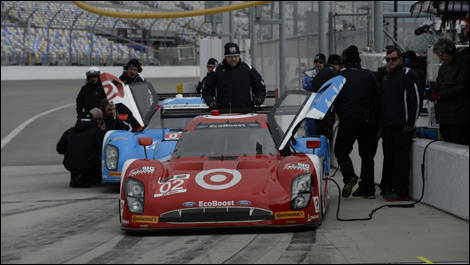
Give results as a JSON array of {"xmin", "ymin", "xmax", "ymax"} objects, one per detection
[
  {"xmin": 56, "ymin": 112, "xmax": 106, "ymax": 187},
  {"xmin": 100, "ymin": 99, "xmax": 135, "ymax": 132},
  {"xmin": 119, "ymin": 58, "xmax": 144, "ymax": 85}
]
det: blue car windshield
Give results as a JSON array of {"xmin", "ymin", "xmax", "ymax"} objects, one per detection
[{"xmin": 173, "ymin": 123, "xmax": 278, "ymax": 157}]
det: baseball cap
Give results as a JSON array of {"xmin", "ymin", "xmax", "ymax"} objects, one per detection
[{"xmin": 314, "ymin": 53, "xmax": 326, "ymax": 63}]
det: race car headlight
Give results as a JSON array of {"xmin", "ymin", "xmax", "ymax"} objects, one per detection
[
  {"xmin": 125, "ymin": 178, "xmax": 144, "ymax": 214},
  {"xmin": 291, "ymin": 173, "xmax": 312, "ymax": 210},
  {"xmin": 105, "ymin": 144, "xmax": 119, "ymax": 171}
]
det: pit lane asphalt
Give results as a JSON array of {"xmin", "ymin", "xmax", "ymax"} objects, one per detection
[{"xmin": 1, "ymin": 79, "xmax": 469, "ymax": 264}]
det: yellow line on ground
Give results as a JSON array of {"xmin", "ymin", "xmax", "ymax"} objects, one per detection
[{"xmin": 417, "ymin": 256, "xmax": 433, "ymax": 264}]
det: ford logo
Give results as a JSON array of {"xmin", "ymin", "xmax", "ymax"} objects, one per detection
[
  {"xmin": 182, "ymin": 201, "xmax": 196, "ymax": 207},
  {"xmin": 237, "ymin": 200, "xmax": 252, "ymax": 206}
]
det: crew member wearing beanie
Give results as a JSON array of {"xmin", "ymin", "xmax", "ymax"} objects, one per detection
[{"xmin": 202, "ymin": 42, "xmax": 266, "ymax": 112}]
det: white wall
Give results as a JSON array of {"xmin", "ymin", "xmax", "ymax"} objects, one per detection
[
  {"xmin": 348, "ymin": 137, "xmax": 469, "ymax": 220},
  {"xmin": 1, "ymin": 66, "xmax": 199, "ymax": 81}
]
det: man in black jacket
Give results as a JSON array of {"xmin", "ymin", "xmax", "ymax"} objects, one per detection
[
  {"xmin": 334, "ymin": 45, "xmax": 380, "ymax": 199},
  {"xmin": 76, "ymin": 67, "xmax": 107, "ymax": 115},
  {"xmin": 433, "ymin": 39, "xmax": 469, "ymax": 145},
  {"xmin": 379, "ymin": 47, "xmax": 421, "ymax": 201},
  {"xmin": 57, "ymin": 113, "xmax": 106, "ymax": 187},
  {"xmin": 202, "ymin": 42, "xmax": 266, "ymax": 112},
  {"xmin": 120, "ymin": 58, "xmax": 145, "ymax": 85},
  {"xmin": 196, "ymin": 58, "xmax": 218, "ymax": 94}
]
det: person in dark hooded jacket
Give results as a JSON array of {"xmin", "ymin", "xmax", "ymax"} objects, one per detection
[
  {"xmin": 119, "ymin": 58, "xmax": 145, "ymax": 85},
  {"xmin": 76, "ymin": 67, "xmax": 107, "ymax": 115},
  {"xmin": 309, "ymin": 54, "xmax": 341, "ymax": 140},
  {"xmin": 196, "ymin": 58, "xmax": 218, "ymax": 94},
  {"xmin": 433, "ymin": 39, "xmax": 469, "ymax": 145},
  {"xmin": 57, "ymin": 112, "xmax": 105, "ymax": 187},
  {"xmin": 334, "ymin": 45, "xmax": 380, "ymax": 199}
]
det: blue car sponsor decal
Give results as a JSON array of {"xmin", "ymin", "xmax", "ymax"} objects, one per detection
[
  {"xmin": 182, "ymin": 201, "xmax": 196, "ymax": 207},
  {"xmin": 237, "ymin": 200, "xmax": 252, "ymax": 206}
]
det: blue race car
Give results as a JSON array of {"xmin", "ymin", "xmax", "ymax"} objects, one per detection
[
  {"xmin": 100, "ymin": 71, "xmax": 288, "ymax": 183},
  {"xmin": 100, "ymin": 72, "xmax": 210, "ymax": 183}
]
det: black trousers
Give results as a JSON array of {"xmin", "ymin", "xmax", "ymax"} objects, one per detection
[
  {"xmin": 334, "ymin": 117, "xmax": 378, "ymax": 191},
  {"xmin": 440, "ymin": 124, "xmax": 469, "ymax": 146},
  {"xmin": 380, "ymin": 127, "xmax": 413, "ymax": 196},
  {"xmin": 68, "ymin": 157, "xmax": 101, "ymax": 186}
]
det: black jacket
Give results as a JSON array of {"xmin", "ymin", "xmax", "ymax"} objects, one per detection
[
  {"xmin": 311, "ymin": 64, "xmax": 338, "ymax": 92},
  {"xmin": 56, "ymin": 119, "xmax": 105, "ymax": 173},
  {"xmin": 104, "ymin": 103, "xmax": 139, "ymax": 132},
  {"xmin": 334, "ymin": 63, "xmax": 379, "ymax": 121},
  {"xmin": 202, "ymin": 60, "xmax": 266, "ymax": 111},
  {"xmin": 119, "ymin": 72, "xmax": 144, "ymax": 85},
  {"xmin": 76, "ymin": 81, "xmax": 107, "ymax": 115},
  {"xmin": 378, "ymin": 66, "xmax": 421, "ymax": 129},
  {"xmin": 436, "ymin": 48, "xmax": 469, "ymax": 125},
  {"xmin": 196, "ymin": 75, "xmax": 209, "ymax": 94}
]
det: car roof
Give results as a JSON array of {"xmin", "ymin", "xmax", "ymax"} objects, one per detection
[{"xmin": 184, "ymin": 113, "xmax": 269, "ymax": 131}]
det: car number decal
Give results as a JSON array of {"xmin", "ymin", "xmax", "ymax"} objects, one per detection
[
  {"xmin": 164, "ymin": 132, "xmax": 183, "ymax": 141},
  {"xmin": 195, "ymin": 169, "xmax": 242, "ymax": 190},
  {"xmin": 154, "ymin": 178, "xmax": 188, "ymax": 198}
]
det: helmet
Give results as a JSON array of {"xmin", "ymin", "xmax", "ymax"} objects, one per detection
[
  {"xmin": 124, "ymin": 58, "xmax": 142, "ymax": 73},
  {"xmin": 86, "ymin": 66, "xmax": 101, "ymax": 78}
]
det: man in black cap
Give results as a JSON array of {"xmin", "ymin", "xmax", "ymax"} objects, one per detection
[
  {"xmin": 313, "ymin": 53, "xmax": 326, "ymax": 73},
  {"xmin": 334, "ymin": 45, "xmax": 380, "ymax": 199},
  {"xmin": 76, "ymin": 67, "xmax": 107, "ymax": 115},
  {"xmin": 196, "ymin": 58, "xmax": 218, "ymax": 94},
  {"xmin": 120, "ymin": 58, "xmax": 145, "ymax": 85},
  {"xmin": 303, "ymin": 53, "xmax": 327, "ymax": 136},
  {"xmin": 57, "ymin": 112, "xmax": 106, "ymax": 187},
  {"xmin": 202, "ymin": 42, "xmax": 266, "ymax": 112}
]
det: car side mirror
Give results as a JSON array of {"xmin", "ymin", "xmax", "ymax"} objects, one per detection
[
  {"xmin": 118, "ymin": 114, "xmax": 128, "ymax": 121},
  {"xmin": 138, "ymin": 137, "xmax": 153, "ymax": 159},
  {"xmin": 306, "ymin": 140, "xmax": 321, "ymax": 149}
]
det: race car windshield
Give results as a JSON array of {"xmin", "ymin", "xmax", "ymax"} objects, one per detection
[
  {"xmin": 173, "ymin": 126, "xmax": 278, "ymax": 157},
  {"xmin": 146, "ymin": 115, "xmax": 194, "ymax": 130}
]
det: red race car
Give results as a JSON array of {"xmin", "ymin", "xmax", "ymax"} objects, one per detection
[{"xmin": 119, "ymin": 76, "xmax": 346, "ymax": 231}]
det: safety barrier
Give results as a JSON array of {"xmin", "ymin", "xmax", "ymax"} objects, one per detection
[
  {"xmin": 1, "ymin": 66, "xmax": 199, "ymax": 81},
  {"xmin": 348, "ymin": 137, "xmax": 469, "ymax": 220}
]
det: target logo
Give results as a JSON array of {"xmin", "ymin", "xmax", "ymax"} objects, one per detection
[{"xmin": 195, "ymin": 169, "xmax": 242, "ymax": 190}]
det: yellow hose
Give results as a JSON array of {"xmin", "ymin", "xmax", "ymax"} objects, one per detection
[{"xmin": 73, "ymin": 1, "xmax": 272, "ymax": 19}]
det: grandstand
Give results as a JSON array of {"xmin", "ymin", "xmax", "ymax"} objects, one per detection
[{"xmin": 1, "ymin": 1, "xmax": 222, "ymax": 66}]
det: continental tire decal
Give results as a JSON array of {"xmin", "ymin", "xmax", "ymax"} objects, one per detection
[
  {"xmin": 131, "ymin": 215, "xmax": 159, "ymax": 224},
  {"xmin": 275, "ymin": 211, "xmax": 305, "ymax": 220}
]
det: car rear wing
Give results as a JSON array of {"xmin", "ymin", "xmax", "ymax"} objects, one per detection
[
  {"xmin": 158, "ymin": 90, "xmax": 278, "ymax": 101},
  {"xmin": 160, "ymin": 105, "xmax": 274, "ymax": 119}
]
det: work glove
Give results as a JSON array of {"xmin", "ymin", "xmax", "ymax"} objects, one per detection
[
  {"xmin": 402, "ymin": 125, "xmax": 414, "ymax": 134},
  {"xmin": 208, "ymin": 101, "xmax": 217, "ymax": 110},
  {"xmin": 253, "ymin": 96, "xmax": 264, "ymax": 106}
]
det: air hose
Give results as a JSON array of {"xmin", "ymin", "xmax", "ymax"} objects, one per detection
[{"xmin": 323, "ymin": 139, "xmax": 440, "ymax": 222}]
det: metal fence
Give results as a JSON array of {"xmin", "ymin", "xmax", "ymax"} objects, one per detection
[{"xmin": 247, "ymin": 1, "xmax": 434, "ymax": 92}]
